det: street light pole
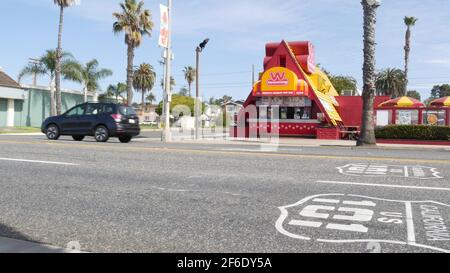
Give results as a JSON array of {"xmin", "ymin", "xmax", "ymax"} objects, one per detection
[
  {"xmin": 195, "ymin": 38, "xmax": 209, "ymax": 140},
  {"xmin": 195, "ymin": 47, "xmax": 200, "ymax": 140},
  {"xmin": 163, "ymin": 0, "xmax": 172, "ymax": 143}
]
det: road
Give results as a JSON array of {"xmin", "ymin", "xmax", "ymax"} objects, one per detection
[{"xmin": 0, "ymin": 133, "xmax": 449, "ymax": 253}]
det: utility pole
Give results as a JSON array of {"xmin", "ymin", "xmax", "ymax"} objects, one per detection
[
  {"xmin": 195, "ymin": 38, "xmax": 209, "ymax": 140},
  {"xmin": 252, "ymin": 64, "xmax": 255, "ymax": 87},
  {"xmin": 163, "ymin": 0, "xmax": 172, "ymax": 143}
]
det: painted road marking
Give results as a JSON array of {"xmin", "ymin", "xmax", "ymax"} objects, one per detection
[
  {"xmin": 0, "ymin": 139, "xmax": 449, "ymax": 165},
  {"xmin": 276, "ymin": 194, "xmax": 450, "ymax": 253},
  {"xmin": 337, "ymin": 163, "xmax": 443, "ymax": 180},
  {"xmin": 0, "ymin": 157, "xmax": 78, "ymax": 166},
  {"xmin": 316, "ymin": 180, "xmax": 450, "ymax": 192}
]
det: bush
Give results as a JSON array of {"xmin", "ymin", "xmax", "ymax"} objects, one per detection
[{"xmin": 375, "ymin": 125, "xmax": 450, "ymax": 141}]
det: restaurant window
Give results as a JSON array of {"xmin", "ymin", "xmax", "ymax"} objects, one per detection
[
  {"xmin": 396, "ymin": 110, "xmax": 419, "ymax": 125},
  {"xmin": 376, "ymin": 110, "xmax": 392, "ymax": 126},
  {"xmin": 279, "ymin": 107, "xmax": 311, "ymax": 120},
  {"xmin": 422, "ymin": 110, "xmax": 446, "ymax": 126}
]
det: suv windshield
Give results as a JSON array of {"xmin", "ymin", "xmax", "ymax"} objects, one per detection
[{"xmin": 119, "ymin": 106, "xmax": 137, "ymax": 116}]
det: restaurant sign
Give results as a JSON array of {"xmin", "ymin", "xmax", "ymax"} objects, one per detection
[{"xmin": 253, "ymin": 67, "xmax": 309, "ymax": 97}]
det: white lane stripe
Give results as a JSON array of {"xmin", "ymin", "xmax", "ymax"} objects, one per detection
[
  {"xmin": 405, "ymin": 202, "xmax": 416, "ymax": 244},
  {"xmin": 316, "ymin": 180, "xmax": 450, "ymax": 192},
  {"xmin": 0, "ymin": 157, "xmax": 78, "ymax": 166}
]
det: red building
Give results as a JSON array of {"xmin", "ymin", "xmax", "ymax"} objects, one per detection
[
  {"xmin": 231, "ymin": 40, "xmax": 391, "ymax": 139},
  {"xmin": 231, "ymin": 41, "xmax": 450, "ymax": 140}
]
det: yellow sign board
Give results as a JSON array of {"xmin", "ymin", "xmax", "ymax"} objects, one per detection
[
  {"xmin": 254, "ymin": 67, "xmax": 308, "ymax": 96},
  {"xmin": 314, "ymin": 90, "xmax": 342, "ymax": 125}
]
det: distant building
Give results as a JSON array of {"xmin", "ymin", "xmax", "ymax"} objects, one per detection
[
  {"xmin": 222, "ymin": 100, "xmax": 244, "ymax": 117},
  {"xmin": 136, "ymin": 104, "xmax": 159, "ymax": 124},
  {"xmin": 0, "ymin": 69, "xmax": 25, "ymax": 127},
  {"xmin": 0, "ymin": 69, "xmax": 92, "ymax": 127}
]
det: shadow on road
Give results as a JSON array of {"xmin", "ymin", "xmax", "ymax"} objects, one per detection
[{"xmin": 0, "ymin": 223, "xmax": 68, "ymax": 253}]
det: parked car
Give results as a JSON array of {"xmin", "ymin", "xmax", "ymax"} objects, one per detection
[{"xmin": 41, "ymin": 103, "xmax": 140, "ymax": 143}]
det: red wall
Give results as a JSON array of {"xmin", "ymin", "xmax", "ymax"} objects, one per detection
[{"xmin": 335, "ymin": 96, "xmax": 391, "ymax": 127}]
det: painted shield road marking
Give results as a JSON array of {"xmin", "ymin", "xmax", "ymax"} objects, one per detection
[
  {"xmin": 276, "ymin": 194, "xmax": 450, "ymax": 253},
  {"xmin": 337, "ymin": 163, "xmax": 443, "ymax": 180}
]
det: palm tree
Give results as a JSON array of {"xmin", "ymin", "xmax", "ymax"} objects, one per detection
[
  {"xmin": 404, "ymin": 16, "xmax": 418, "ymax": 92},
  {"xmin": 182, "ymin": 66, "xmax": 196, "ymax": 97},
  {"xmin": 133, "ymin": 63, "xmax": 156, "ymax": 108},
  {"xmin": 18, "ymin": 50, "xmax": 76, "ymax": 116},
  {"xmin": 106, "ymin": 82, "xmax": 127, "ymax": 103},
  {"xmin": 64, "ymin": 59, "xmax": 113, "ymax": 102},
  {"xmin": 146, "ymin": 93, "xmax": 156, "ymax": 104},
  {"xmin": 358, "ymin": 0, "xmax": 380, "ymax": 147},
  {"xmin": 376, "ymin": 68, "xmax": 406, "ymax": 98},
  {"xmin": 113, "ymin": 0, "xmax": 154, "ymax": 106},
  {"xmin": 54, "ymin": 0, "xmax": 78, "ymax": 115}
]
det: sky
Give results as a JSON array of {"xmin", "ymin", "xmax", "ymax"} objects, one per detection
[{"xmin": 1, "ymin": 0, "xmax": 450, "ymax": 103}]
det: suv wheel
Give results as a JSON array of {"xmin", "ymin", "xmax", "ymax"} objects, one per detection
[
  {"xmin": 46, "ymin": 124, "xmax": 60, "ymax": 140},
  {"xmin": 72, "ymin": 135, "xmax": 85, "ymax": 142},
  {"xmin": 119, "ymin": 136, "xmax": 132, "ymax": 143},
  {"xmin": 94, "ymin": 126, "xmax": 109, "ymax": 142}
]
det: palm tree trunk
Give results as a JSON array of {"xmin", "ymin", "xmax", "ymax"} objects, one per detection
[
  {"xmin": 142, "ymin": 89, "xmax": 145, "ymax": 108},
  {"xmin": 404, "ymin": 26, "xmax": 411, "ymax": 94},
  {"xmin": 55, "ymin": 5, "xmax": 64, "ymax": 115},
  {"xmin": 50, "ymin": 78, "xmax": 56, "ymax": 117},
  {"xmin": 358, "ymin": 0, "xmax": 379, "ymax": 147},
  {"xmin": 126, "ymin": 43, "xmax": 134, "ymax": 106},
  {"xmin": 83, "ymin": 86, "xmax": 87, "ymax": 102},
  {"xmin": 188, "ymin": 83, "xmax": 191, "ymax": 97}
]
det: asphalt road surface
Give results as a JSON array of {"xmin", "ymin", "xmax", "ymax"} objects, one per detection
[{"xmin": 0, "ymin": 134, "xmax": 449, "ymax": 253}]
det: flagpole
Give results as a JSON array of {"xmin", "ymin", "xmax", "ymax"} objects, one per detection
[{"xmin": 163, "ymin": 0, "xmax": 172, "ymax": 142}]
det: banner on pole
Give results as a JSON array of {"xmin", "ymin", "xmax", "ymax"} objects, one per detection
[{"xmin": 159, "ymin": 4, "xmax": 169, "ymax": 48}]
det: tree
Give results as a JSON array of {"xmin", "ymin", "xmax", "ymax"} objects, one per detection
[
  {"xmin": 18, "ymin": 50, "xmax": 76, "ymax": 116},
  {"xmin": 133, "ymin": 63, "xmax": 156, "ymax": 108},
  {"xmin": 358, "ymin": 0, "xmax": 380, "ymax": 147},
  {"xmin": 214, "ymin": 95, "xmax": 233, "ymax": 105},
  {"xmin": 404, "ymin": 16, "xmax": 418, "ymax": 92},
  {"xmin": 105, "ymin": 82, "xmax": 127, "ymax": 103},
  {"xmin": 182, "ymin": 66, "xmax": 196, "ymax": 97},
  {"xmin": 375, "ymin": 68, "xmax": 406, "ymax": 98},
  {"xmin": 406, "ymin": 90, "xmax": 421, "ymax": 101},
  {"xmin": 113, "ymin": 0, "xmax": 153, "ymax": 106},
  {"xmin": 430, "ymin": 84, "xmax": 450, "ymax": 99},
  {"xmin": 329, "ymin": 75, "xmax": 357, "ymax": 95},
  {"xmin": 64, "ymin": 59, "xmax": 112, "ymax": 102},
  {"xmin": 54, "ymin": 0, "xmax": 78, "ymax": 115},
  {"xmin": 178, "ymin": 86, "xmax": 189, "ymax": 96},
  {"xmin": 146, "ymin": 93, "xmax": 156, "ymax": 104},
  {"xmin": 155, "ymin": 94, "xmax": 206, "ymax": 116}
]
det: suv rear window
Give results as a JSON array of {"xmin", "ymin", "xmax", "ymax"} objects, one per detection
[{"xmin": 119, "ymin": 106, "xmax": 137, "ymax": 116}]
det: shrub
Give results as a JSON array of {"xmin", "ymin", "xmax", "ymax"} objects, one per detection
[{"xmin": 375, "ymin": 125, "xmax": 450, "ymax": 141}]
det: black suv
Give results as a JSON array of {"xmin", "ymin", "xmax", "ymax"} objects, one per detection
[{"xmin": 41, "ymin": 103, "xmax": 140, "ymax": 143}]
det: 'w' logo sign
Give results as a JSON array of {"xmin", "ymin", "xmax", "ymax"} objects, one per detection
[{"xmin": 267, "ymin": 72, "xmax": 288, "ymax": 86}]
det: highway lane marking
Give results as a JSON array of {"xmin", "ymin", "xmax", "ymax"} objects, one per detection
[
  {"xmin": 0, "ymin": 139, "xmax": 450, "ymax": 165},
  {"xmin": 405, "ymin": 202, "xmax": 416, "ymax": 244},
  {"xmin": 0, "ymin": 157, "xmax": 78, "ymax": 166},
  {"xmin": 276, "ymin": 194, "xmax": 450, "ymax": 253},
  {"xmin": 316, "ymin": 180, "xmax": 450, "ymax": 192}
]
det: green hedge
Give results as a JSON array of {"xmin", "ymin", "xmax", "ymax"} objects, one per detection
[{"xmin": 376, "ymin": 125, "xmax": 450, "ymax": 141}]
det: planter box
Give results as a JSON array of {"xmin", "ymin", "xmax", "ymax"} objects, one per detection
[
  {"xmin": 317, "ymin": 127, "xmax": 340, "ymax": 140},
  {"xmin": 377, "ymin": 139, "xmax": 450, "ymax": 146}
]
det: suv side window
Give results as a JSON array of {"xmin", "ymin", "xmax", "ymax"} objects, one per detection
[
  {"xmin": 100, "ymin": 104, "xmax": 115, "ymax": 115},
  {"xmin": 65, "ymin": 104, "xmax": 86, "ymax": 117},
  {"xmin": 85, "ymin": 104, "xmax": 101, "ymax": 116}
]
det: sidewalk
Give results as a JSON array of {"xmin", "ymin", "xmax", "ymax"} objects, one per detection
[
  {"xmin": 172, "ymin": 137, "xmax": 450, "ymax": 150},
  {"xmin": 0, "ymin": 236, "xmax": 81, "ymax": 253}
]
